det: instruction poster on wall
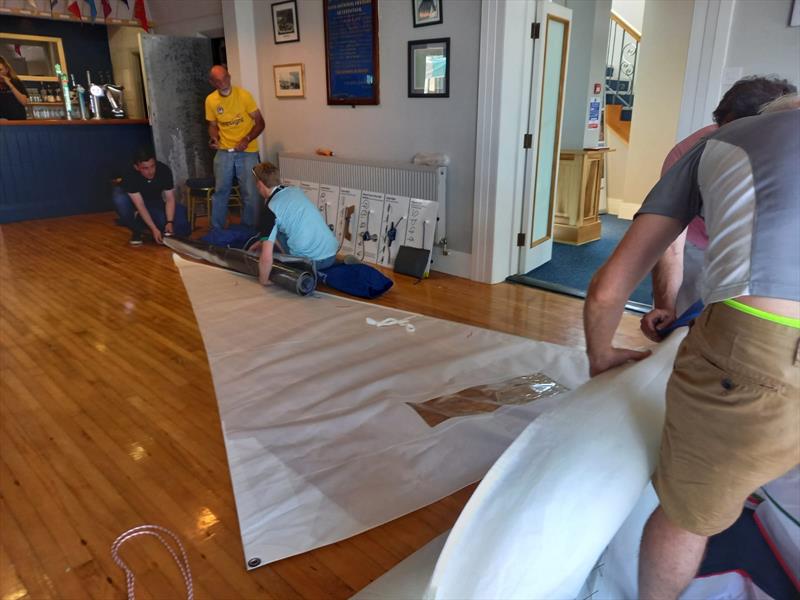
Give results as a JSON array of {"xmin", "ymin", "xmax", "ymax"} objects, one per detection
[
  {"xmin": 337, "ymin": 188, "xmax": 362, "ymax": 254},
  {"xmin": 406, "ymin": 198, "xmax": 438, "ymax": 251},
  {"xmin": 299, "ymin": 181, "xmax": 320, "ymax": 205},
  {"xmin": 379, "ymin": 195, "xmax": 410, "ymax": 267},
  {"xmin": 355, "ymin": 191, "xmax": 386, "ymax": 263},
  {"xmin": 318, "ymin": 184, "xmax": 341, "ymax": 235}
]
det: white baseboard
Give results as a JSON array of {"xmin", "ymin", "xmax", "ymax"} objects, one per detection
[
  {"xmin": 607, "ymin": 196, "xmax": 623, "ymax": 215},
  {"xmin": 431, "ymin": 248, "xmax": 472, "ymax": 279},
  {"xmin": 617, "ymin": 202, "xmax": 640, "ymax": 220}
]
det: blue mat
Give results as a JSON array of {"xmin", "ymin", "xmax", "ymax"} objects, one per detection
[{"xmin": 509, "ymin": 214, "xmax": 653, "ymax": 308}]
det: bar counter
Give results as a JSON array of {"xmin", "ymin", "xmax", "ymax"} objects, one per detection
[
  {"xmin": 1, "ymin": 118, "xmax": 153, "ymax": 223},
  {"xmin": 0, "ymin": 118, "xmax": 149, "ymax": 127}
]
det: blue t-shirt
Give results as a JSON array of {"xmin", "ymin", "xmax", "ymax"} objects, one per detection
[{"xmin": 260, "ymin": 186, "xmax": 338, "ymax": 261}]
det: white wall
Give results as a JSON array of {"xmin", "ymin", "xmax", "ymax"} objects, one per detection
[
  {"xmin": 725, "ymin": 0, "xmax": 800, "ymax": 87},
  {"xmin": 107, "ymin": 26, "xmax": 146, "ymax": 118},
  {"xmin": 611, "ymin": 0, "xmax": 644, "ymax": 32},
  {"xmin": 251, "ymin": 0, "xmax": 481, "ymax": 253},
  {"xmin": 561, "ymin": 0, "xmax": 612, "ymax": 150},
  {"xmin": 618, "ymin": 0, "xmax": 694, "ymax": 217},
  {"xmin": 604, "ymin": 125, "xmax": 628, "ymax": 213},
  {"xmin": 149, "ymin": 0, "xmax": 223, "ymax": 37}
]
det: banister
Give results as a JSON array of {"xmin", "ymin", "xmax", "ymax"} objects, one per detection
[{"xmin": 610, "ymin": 10, "xmax": 641, "ymax": 42}]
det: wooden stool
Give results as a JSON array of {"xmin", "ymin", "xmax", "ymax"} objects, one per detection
[
  {"xmin": 185, "ymin": 177, "xmax": 215, "ymax": 231},
  {"xmin": 186, "ymin": 178, "xmax": 245, "ymax": 230}
]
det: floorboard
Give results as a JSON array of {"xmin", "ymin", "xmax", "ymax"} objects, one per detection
[{"xmin": 0, "ymin": 213, "xmax": 652, "ymax": 598}]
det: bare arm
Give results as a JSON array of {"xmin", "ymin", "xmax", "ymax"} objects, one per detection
[
  {"xmin": 258, "ymin": 240, "xmax": 275, "ymax": 285},
  {"xmin": 2, "ymin": 76, "xmax": 28, "ymax": 107},
  {"xmin": 208, "ymin": 121, "xmax": 220, "ymax": 149},
  {"xmin": 640, "ymin": 228, "xmax": 687, "ymax": 341},
  {"xmin": 162, "ymin": 189, "xmax": 176, "ymax": 235},
  {"xmin": 652, "ymin": 228, "xmax": 686, "ymax": 310},
  {"xmin": 584, "ymin": 214, "xmax": 685, "ymax": 376},
  {"xmin": 234, "ymin": 110, "xmax": 265, "ymax": 152},
  {"xmin": 128, "ymin": 192, "xmax": 163, "ymax": 243}
]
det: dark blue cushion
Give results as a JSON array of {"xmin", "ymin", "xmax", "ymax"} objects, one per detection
[
  {"xmin": 318, "ymin": 263, "xmax": 393, "ymax": 299},
  {"xmin": 200, "ymin": 224, "xmax": 259, "ymax": 249}
]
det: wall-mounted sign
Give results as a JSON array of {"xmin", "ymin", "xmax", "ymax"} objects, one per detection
[
  {"xmin": 323, "ymin": 0, "xmax": 380, "ymax": 105},
  {"xmin": 587, "ymin": 97, "xmax": 601, "ymax": 129}
]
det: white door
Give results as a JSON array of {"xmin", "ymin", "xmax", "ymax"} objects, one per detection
[{"xmin": 518, "ymin": 2, "xmax": 572, "ymax": 273}]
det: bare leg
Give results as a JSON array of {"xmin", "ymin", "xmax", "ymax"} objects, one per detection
[{"xmin": 639, "ymin": 507, "xmax": 708, "ymax": 600}]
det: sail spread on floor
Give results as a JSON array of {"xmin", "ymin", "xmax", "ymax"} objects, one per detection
[{"xmin": 172, "ymin": 255, "xmax": 590, "ymax": 568}]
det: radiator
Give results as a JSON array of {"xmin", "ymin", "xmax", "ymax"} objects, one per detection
[{"xmin": 278, "ymin": 152, "xmax": 447, "ymax": 248}]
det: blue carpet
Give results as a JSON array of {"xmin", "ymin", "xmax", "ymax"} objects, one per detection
[
  {"xmin": 510, "ymin": 214, "xmax": 653, "ymax": 307},
  {"xmin": 699, "ymin": 508, "xmax": 797, "ymax": 600}
]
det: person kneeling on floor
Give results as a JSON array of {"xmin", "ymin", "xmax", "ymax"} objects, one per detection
[
  {"xmin": 249, "ymin": 162, "xmax": 338, "ymax": 286},
  {"xmin": 112, "ymin": 147, "xmax": 190, "ymax": 246}
]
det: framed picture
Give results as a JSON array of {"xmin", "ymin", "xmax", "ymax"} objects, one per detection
[
  {"xmin": 408, "ymin": 38, "xmax": 450, "ymax": 98},
  {"xmin": 324, "ymin": 0, "xmax": 380, "ymax": 105},
  {"xmin": 273, "ymin": 63, "xmax": 305, "ymax": 98},
  {"xmin": 271, "ymin": 0, "xmax": 300, "ymax": 44},
  {"xmin": 412, "ymin": 0, "xmax": 442, "ymax": 27}
]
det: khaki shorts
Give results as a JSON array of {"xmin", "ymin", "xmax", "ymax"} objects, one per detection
[{"xmin": 653, "ymin": 302, "xmax": 800, "ymax": 536}]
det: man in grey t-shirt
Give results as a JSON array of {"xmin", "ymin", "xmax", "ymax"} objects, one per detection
[{"xmin": 584, "ymin": 105, "xmax": 799, "ymax": 599}]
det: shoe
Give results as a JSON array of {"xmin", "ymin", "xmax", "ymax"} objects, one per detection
[{"xmin": 129, "ymin": 232, "xmax": 143, "ymax": 246}]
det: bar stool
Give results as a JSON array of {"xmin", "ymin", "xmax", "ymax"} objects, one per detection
[
  {"xmin": 185, "ymin": 178, "xmax": 243, "ymax": 230},
  {"xmin": 185, "ymin": 177, "xmax": 215, "ymax": 230}
]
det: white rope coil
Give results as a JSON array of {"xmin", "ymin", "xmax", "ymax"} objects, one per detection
[
  {"xmin": 366, "ymin": 316, "xmax": 416, "ymax": 333},
  {"xmin": 111, "ymin": 525, "xmax": 194, "ymax": 600}
]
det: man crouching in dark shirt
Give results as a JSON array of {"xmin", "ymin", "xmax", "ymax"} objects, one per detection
[{"xmin": 112, "ymin": 147, "xmax": 190, "ymax": 245}]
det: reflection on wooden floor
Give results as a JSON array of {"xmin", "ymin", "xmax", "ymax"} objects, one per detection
[{"xmin": 0, "ymin": 213, "xmax": 650, "ymax": 599}]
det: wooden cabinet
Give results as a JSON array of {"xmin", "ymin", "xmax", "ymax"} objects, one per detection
[{"xmin": 553, "ymin": 149, "xmax": 608, "ymax": 245}]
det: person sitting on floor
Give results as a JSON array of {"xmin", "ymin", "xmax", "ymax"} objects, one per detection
[
  {"xmin": 112, "ymin": 148, "xmax": 190, "ymax": 246},
  {"xmin": 248, "ymin": 162, "xmax": 338, "ymax": 286}
]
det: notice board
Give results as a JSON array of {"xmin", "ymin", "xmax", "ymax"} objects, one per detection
[{"xmin": 323, "ymin": 0, "xmax": 380, "ymax": 105}]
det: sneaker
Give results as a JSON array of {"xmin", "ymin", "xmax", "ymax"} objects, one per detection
[{"xmin": 129, "ymin": 232, "xmax": 143, "ymax": 246}]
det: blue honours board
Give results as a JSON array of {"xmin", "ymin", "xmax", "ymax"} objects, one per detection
[{"xmin": 323, "ymin": 0, "xmax": 379, "ymax": 105}]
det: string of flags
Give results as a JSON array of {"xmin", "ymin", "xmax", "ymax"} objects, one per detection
[{"xmin": 17, "ymin": 0, "xmax": 148, "ymax": 30}]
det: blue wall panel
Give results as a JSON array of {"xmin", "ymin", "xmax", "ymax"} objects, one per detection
[{"xmin": 0, "ymin": 123, "xmax": 153, "ymax": 223}]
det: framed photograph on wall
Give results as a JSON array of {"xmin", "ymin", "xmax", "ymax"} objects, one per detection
[
  {"xmin": 271, "ymin": 0, "xmax": 300, "ymax": 44},
  {"xmin": 408, "ymin": 38, "xmax": 450, "ymax": 98},
  {"xmin": 412, "ymin": 0, "xmax": 443, "ymax": 27},
  {"xmin": 273, "ymin": 63, "xmax": 306, "ymax": 98}
]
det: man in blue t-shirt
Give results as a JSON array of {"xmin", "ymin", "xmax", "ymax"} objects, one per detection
[{"xmin": 249, "ymin": 162, "xmax": 338, "ymax": 285}]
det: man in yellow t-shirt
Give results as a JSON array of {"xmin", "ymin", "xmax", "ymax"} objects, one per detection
[{"xmin": 205, "ymin": 65, "xmax": 265, "ymax": 231}]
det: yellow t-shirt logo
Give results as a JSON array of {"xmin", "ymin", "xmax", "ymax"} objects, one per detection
[{"xmin": 205, "ymin": 86, "xmax": 260, "ymax": 153}]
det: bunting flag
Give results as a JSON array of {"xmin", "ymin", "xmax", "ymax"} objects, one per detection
[
  {"xmin": 101, "ymin": 0, "xmax": 111, "ymax": 18},
  {"xmin": 83, "ymin": 0, "xmax": 97, "ymax": 22},
  {"xmin": 118, "ymin": 0, "xmax": 128, "ymax": 8},
  {"xmin": 133, "ymin": 0, "xmax": 148, "ymax": 31},
  {"xmin": 50, "ymin": 0, "xmax": 58, "ymax": 8},
  {"xmin": 67, "ymin": 0, "xmax": 80, "ymax": 19},
  {"xmin": 14, "ymin": 44, "xmax": 22, "ymax": 57}
]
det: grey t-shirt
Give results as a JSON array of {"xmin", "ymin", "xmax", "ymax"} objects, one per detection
[{"xmin": 637, "ymin": 109, "xmax": 800, "ymax": 304}]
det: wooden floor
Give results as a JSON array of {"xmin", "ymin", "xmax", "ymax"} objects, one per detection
[{"xmin": 0, "ymin": 213, "xmax": 650, "ymax": 599}]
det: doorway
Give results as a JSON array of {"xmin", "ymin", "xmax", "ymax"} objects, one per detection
[{"xmin": 508, "ymin": 0, "xmax": 694, "ymax": 313}]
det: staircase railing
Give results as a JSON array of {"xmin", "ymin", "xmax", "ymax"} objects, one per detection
[{"xmin": 606, "ymin": 10, "xmax": 641, "ymax": 109}]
